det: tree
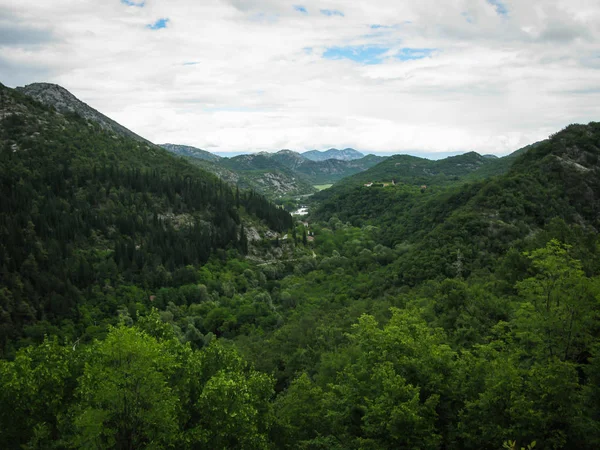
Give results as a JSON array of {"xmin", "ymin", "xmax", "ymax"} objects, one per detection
[
  {"xmin": 514, "ymin": 239, "xmax": 597, "ymax": 361},
  {"xmin": 310, "ymin": 309, "xmax": 454, "ymax": 449},
  {"xmin": 273, "ymin": 373, "xmax": 327, "ymax": 448},
  {"xmin": 186, "ymin": 341, "xmax": 275, "ymax": 449},
  {"xmin": 71, "ymin": 326, "xmax": 179, "ymax": 449},
  {"xmin": 0, "ymin": 336, "xmax": 77, "ymax": 448}
]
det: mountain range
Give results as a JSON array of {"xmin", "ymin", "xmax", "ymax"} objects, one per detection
[
  {"xmin": 301, "ymin": 148, "xmax": 364, "ymax": 161},
  {"xmin": 159, "ymin": 144, "xmax": 385, "ymax": 198}
]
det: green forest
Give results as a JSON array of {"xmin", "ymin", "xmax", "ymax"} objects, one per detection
[{"xmin": 1, "ymin": 82, "xmax": 600, "ymax": 449}]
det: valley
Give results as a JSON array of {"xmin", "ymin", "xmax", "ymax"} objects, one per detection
[
  {"xmin": 1, "ymin": 81, "xmax": 600, "ymax": 450},
  {"xmin": 160, "ymin": 143, "xmax": 386, "ymax": 201}
]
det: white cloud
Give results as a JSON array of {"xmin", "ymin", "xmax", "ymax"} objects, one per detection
[{"xmin": 1, "ymin": 0, "xmax": 599, "ymax": 155}]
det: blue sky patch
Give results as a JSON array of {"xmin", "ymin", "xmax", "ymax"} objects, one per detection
[
  {"xmin": 321, "ymin": 9, "xmax": 344, "ymax": 17},
  {"xmin": 147, "ymin": 18, "xmax": 169, "ymax": 30},
  {"xmin": 397, "ymin": 48, "xmax": 435, "ymax": 61},
  {"xmin": 293, "ymin": 5, "xmax": 308, "ymax": 14},
  {"xmin": 323, "ymin": 46, "xmax": 389, "ymax": 64},
  {"xmin": 487, "ymin": 0, "xmax": 508, "ymax": 15},
  {"xmin": 121, "ymin": 0, "xmax": 145, "ymax": 6},
  {"xmin": 369, "ymin": 23, "xmax": 406, "ymax": 30}
]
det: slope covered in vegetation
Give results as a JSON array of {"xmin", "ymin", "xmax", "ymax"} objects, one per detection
[{"xmin": 0, "ymin": 83, "xmax": 291, "ymax": 350}]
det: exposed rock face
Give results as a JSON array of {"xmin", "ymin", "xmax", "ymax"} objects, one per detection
[
  {"xmin": 253, "ymin": 171, "xmax": 307, "ymax": 196},
  {"xmin": 16, "ymin": 82, "xmax": 150, "ymax": 144},
  {"xmin": 160, "ymin": 144, "xmax": 221, "ymax": 162}
]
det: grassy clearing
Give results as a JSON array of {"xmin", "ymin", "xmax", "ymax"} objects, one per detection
[{"xmin": 314, "ymin": 184, "xmax": 333, "ymax": 191}]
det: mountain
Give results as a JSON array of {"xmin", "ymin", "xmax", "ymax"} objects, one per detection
[
  {"xmin": 314, "ymin": 122, "xmax": 600, "ymax": 284},
  {"xmin": 315, "ymin": 151, "xmax": 498, "ymax": 200},
  {"xmin": 15, "ymin": 85, "xmax": 315, "ymax": 199},
  {"xmin": 302, "ymin": 148, "xmax": 364, "ymax": 161},
  {"xmin": 160, "ymin": 143, "xmax": 221, "ymax": 162},
  {"xmin": 186, "ymin": 156, "xmax": 318, "ymax": 198},
  {"xmin": 170, "ymin": 148, "xmax": 386, "ymax": 198},
  {"xmin": 15, "ymin": 82, "xmax": 151, "ymax": 144},
  {"xmin": 0, "ymin": 81, "xmax": 292, "ymax": 348},
  {"xmin": 236, "ymin": 150, "xmax": 386, "ymax": 185}
]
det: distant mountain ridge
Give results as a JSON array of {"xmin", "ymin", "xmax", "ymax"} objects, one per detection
[
  {"xmin": 16, "ymin": 82, "xmax": 151, "ymax": 144},
  {"xmin": 227, "ymin": 150, "xmax": 386, "ymax": 185},
  {"xmin": 160, "ymin": 143, "xmax": 221, "ymax": 162},
  {"xmin": 302, "ymin": 148, "xmax": 364, "ymax": 161},
  {"xmin": 317, "ymin": 149, "xmax": 532, "ymax": 198},
  {"xmin": 164, "ymin": 146, "xmax": 386, "ymax": 198}
]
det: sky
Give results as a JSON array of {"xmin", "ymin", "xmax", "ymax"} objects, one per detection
[{"xmin": 1, "ymin": 0, "xmax": 599, "ymax": 156}]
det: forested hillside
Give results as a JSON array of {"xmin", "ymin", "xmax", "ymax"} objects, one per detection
[
  {"xmin": 314, "ymin": 151, "xmax": 518, "ymax": 203},
  {"xmin": 0, "ymin": 83, "xmax": 291, "ymax": 351},
  {"xmin": 1, "ymin": 80, "xmax": 600, "ymax": 450}
]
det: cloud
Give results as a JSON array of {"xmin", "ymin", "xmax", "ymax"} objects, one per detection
[
  {"xmin": 0, "ymin": 6, "xmax": 58, "ymax": 47},
  {"xmin": 0, "ymin": 0, "xmax": 599, "ymax": 156},
  {"xmin": 147, "ymin": 18, "xmax": 169, "ymax": 30},
  {"xmin": 0, "ymin": 23, "xmax": 56, "ymax": 46}
]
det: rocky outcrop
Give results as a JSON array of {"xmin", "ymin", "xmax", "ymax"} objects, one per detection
[
  {"xmin": 160, "ymin": 144, "xmax": 221, "ymax": 162},
  {"xmin": 16, "ymin": 82, "xmax": 151, "ymax": 144}
]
